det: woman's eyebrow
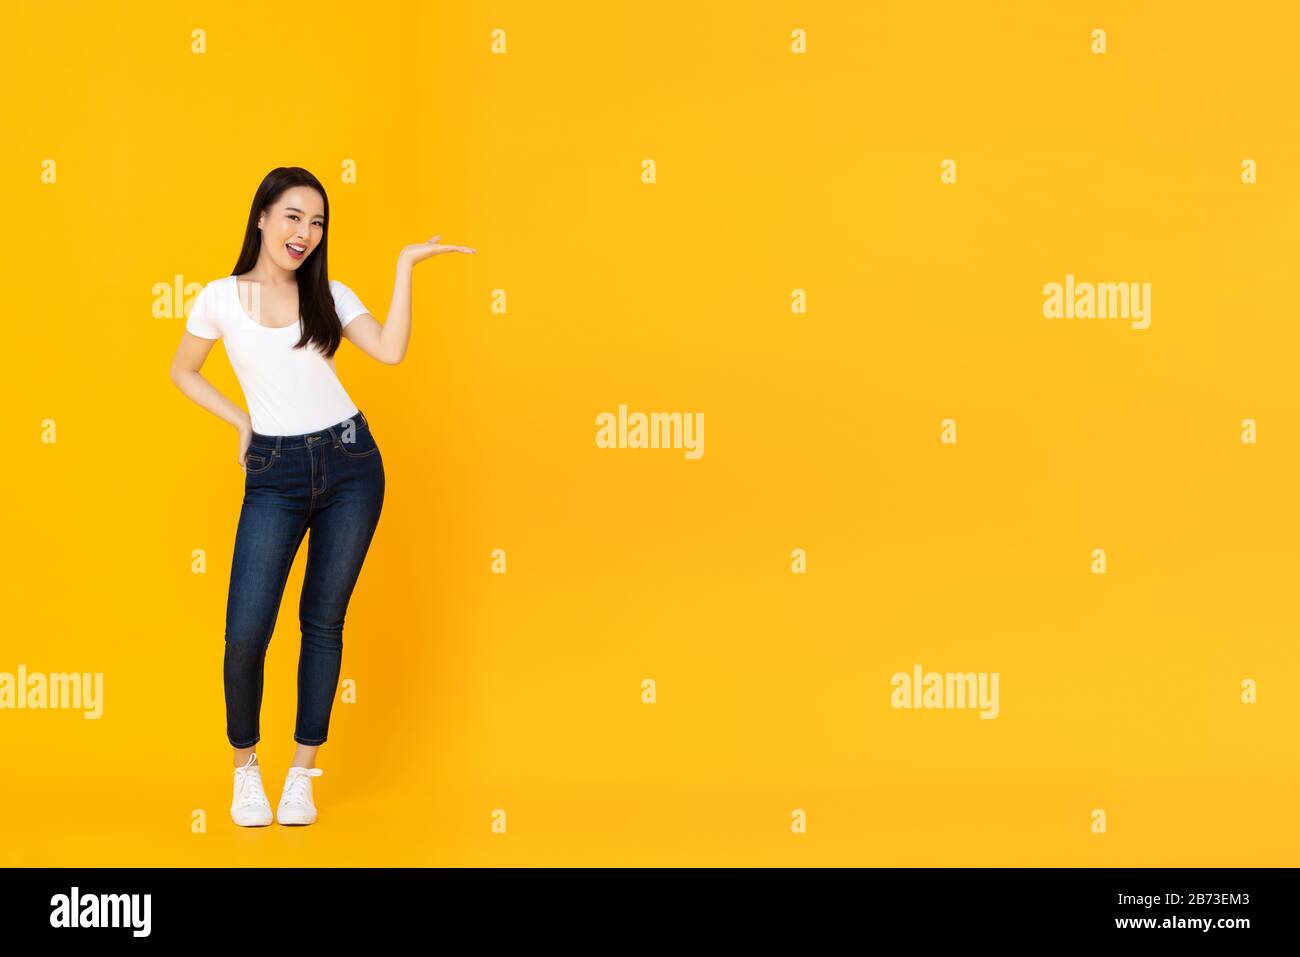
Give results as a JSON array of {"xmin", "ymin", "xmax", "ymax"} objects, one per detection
[{"xmin": 284, "ymin": 206, "xmax": 324, "ymax": 219}]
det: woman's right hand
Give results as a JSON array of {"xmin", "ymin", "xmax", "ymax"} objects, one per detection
[{"xmin": 237, "ymin": 424, "xmax": 254, "ymax": 470}]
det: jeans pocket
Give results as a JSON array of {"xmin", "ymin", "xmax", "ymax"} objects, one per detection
[
  {"xmin": 338, "ymin": 429, "xmax": 379, "ymax": 458},
  {"xmin": 243, "ymin": 449, "xmax": 278, "ymax": 474}
]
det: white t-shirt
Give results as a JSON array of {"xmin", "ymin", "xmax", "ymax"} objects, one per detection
[{"xmin": 185, "ymin": 275, "xmax": 370, "ymax": 435}]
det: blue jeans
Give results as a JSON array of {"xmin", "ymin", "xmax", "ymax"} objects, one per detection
[{"xmin": 224, "ymin": 410, "xmax": 385, "ymax": 748}]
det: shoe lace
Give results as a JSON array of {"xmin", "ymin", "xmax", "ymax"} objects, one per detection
[
  {"xmin": 281, "ymin": 767, "xmax": 323, "ymax": 807},
  {"xmin": 231, "ymin": 753, "xmax": 269, "ymax": 810}
]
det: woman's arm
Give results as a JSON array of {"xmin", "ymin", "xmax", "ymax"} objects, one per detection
[
  {"xmin": 170, "ymin": 334, "xmax": 254, "ymax": 465},
  {"xmin": 342, "ymin": 234, "xmax": 476, "ymax": 365}
]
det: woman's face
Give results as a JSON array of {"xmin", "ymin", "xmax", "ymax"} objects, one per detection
[{"xmin": 257, "ymin": 186, "xmax": 325, "ymax": 271}]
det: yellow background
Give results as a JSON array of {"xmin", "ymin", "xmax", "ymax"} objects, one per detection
[{"xmin": 1, "ymin": 0, "xmax": 1296, "ymax": 866}]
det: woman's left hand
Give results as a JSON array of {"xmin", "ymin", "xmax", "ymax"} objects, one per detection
[{"xmin": 400, "ymin": 234, "xmax": 476, "ymax": 265}]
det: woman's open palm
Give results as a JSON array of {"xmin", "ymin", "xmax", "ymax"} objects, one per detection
[{"xmin": 401, "ymin": 234, "xmax": 476, "ymax": 265}]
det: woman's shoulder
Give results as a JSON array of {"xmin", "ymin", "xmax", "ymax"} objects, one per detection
[
  {"xmin": 327, "ymin": 278, "xmax": 369, "ymax": 326},
  {"xmin": 193, "ymin": 275, "xmax": 242, "ymax": 313},
  {"xmin": 328, "ymin": 277, "xmax": 364, "ymax": 304},
  {"xmin": 195, "ymin": 274, "xmax": 238, "ymax": 295},
  {"xmin": 185, "ymin": 276, "xmax": 236, "ymax": 338}
]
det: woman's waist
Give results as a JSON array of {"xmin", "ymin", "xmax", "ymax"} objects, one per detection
[{"xmin": 249, "ymin": 408, "xmax": 371, "ymax": 449}]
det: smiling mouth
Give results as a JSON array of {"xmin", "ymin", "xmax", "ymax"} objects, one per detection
[{"xmin": 286, "ymin": 243, "xmax": 307, "ymax": 260}]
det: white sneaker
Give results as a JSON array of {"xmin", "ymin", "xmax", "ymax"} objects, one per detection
[
  {"xmin": 277, "ymin": 766, "xmax": 324, "ymax": 825},
  {"xmin": 230, "ymin": 753, "xmax": 273, "ymax": 827}
]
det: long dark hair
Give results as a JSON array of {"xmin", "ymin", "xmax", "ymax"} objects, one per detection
[{"xmin": 230, "ymin": 167, "xmax": 346, "ymax": 358}]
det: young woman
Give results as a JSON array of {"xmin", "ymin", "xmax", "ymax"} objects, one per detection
[{"xmin": 169, "ymin": 167, "xmax": 474, "ymax": 827}]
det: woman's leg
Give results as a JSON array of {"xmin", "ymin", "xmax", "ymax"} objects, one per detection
[
  {"xmin": 292, "ymin": 438, "xmax": 385, "ymax": 755},
  {"xmin": 224, "ymin": 494, "xmax": 311, "ymax": 755},
  {"xmin": 290, "ymin": 743, "xmax": 319, "ymax": 769}
]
